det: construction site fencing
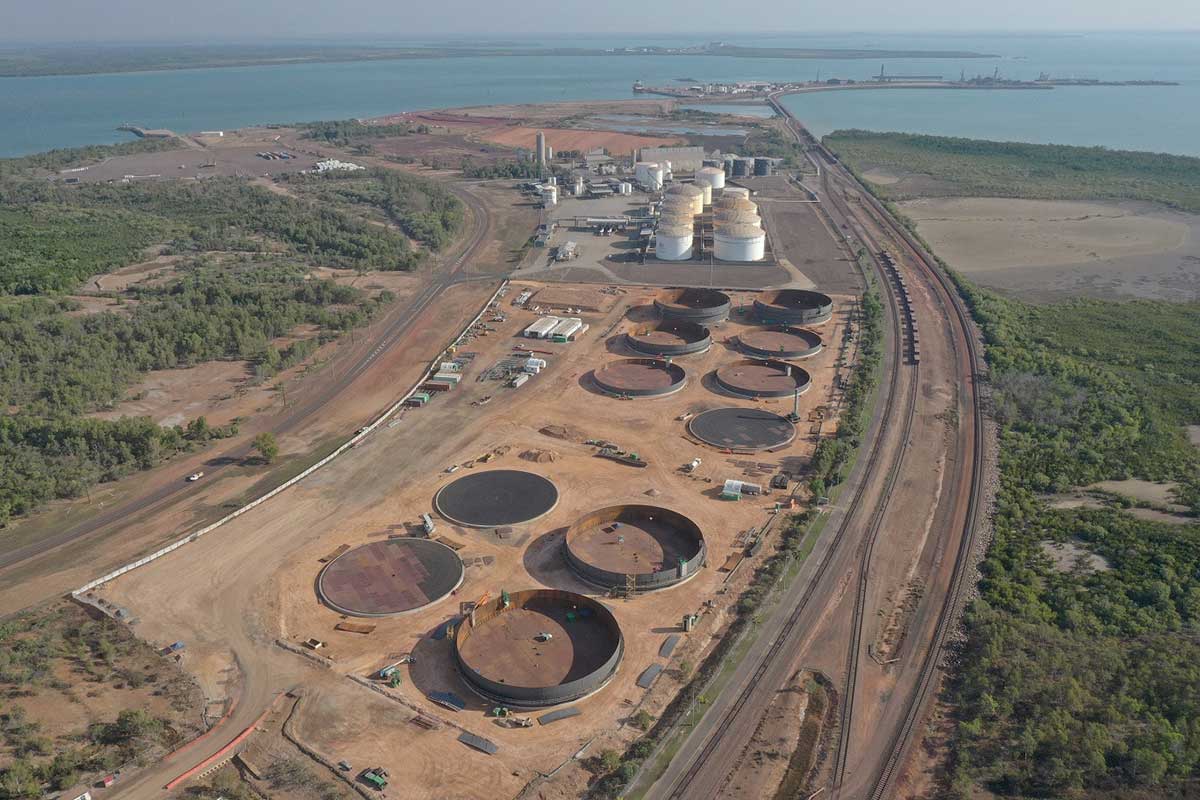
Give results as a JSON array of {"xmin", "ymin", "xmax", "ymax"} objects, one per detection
[{"xmin": 72, "ymin": 281, "xmax": 510, "ymax": 598}]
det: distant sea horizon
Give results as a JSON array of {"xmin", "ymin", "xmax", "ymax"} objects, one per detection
[{"xmin": 2, "ymin": 31, "xmax": 1198, "ymax": 158}]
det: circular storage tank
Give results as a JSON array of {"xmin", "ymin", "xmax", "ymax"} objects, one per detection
[
  {"xmin": 754, "ymin": 157, "xmax": 772, "ymax": 176},
  {"xmin": 654, "ymin": 288, "xmax": 732, "ymax": 324},
  {"xmin": 593, "ymin": 358, "xmax": 687, "ymax": 397},
  {"xmin": 626, "ymin": 320, "xmax": 712, "ymax": 356},
  {"xmin": 714, "ymin": 223, "xmax": 766, "ymax": 262},
  {"xmin": 715, "ymin": 358, "xmax": 812, "ymax": 398},
  {"xmin": 697, "ymin": 181, "xmax": 713, "ymax": 206},
  {"xmin": 635, "ymin": 161, "xmax": 659, "ymax": 184},
  {"xmin": 713, "ymin": 209, "xmax": 762, "ymax": 228},
  {"xmin": 435, "ymin": 469, "xmax": 559, "ymax": 528},
  {"xmin": 738, "ymin": 326, "xmax": 823, "ymax": 359},
  {"xmin": 688, "ymin": 407, "xmax": 797, "ymax": 451},
  {"xmin": 697, "ymin": 165, "xmax": 726, "ymax": 191},
  {"xmin": 753, "ymin": 290, "xmax": 835, "ymax": 325},
  {"xmin": 665, "ymin": 183, "xmax": 705, "ymax": 216},
  {"xmin": 724, "ymin": 186, "xmax": 751, "ymax": 200},
  {"xmin": 318, "ymin": 538, "xmax": 464, "ymax": 617},
  {"xmin": 454, "ymin": 589, "xmax": 623, "ymax": 707},
  {"xmin": 544, "ymin": 186, "xmax": 558, "ymax": 207},
  {"xmin": 655, "ymin": 224, "xmax": 694, "ymax": 261},
  {"xmin": 731, "ymin": 157, "xmax": 753, "ymax": 177},
  {"xmin": 714, "ymin": 195, "xmax": 757, "ymax": 213},
  {"xmin": 563, "ymin": 505, "xmax": 706, "ymax": 591}
]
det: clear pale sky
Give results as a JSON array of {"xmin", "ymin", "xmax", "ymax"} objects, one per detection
[
  {"xmin": 0, "ymin": 0, "xmax": 1195, "ymax": 43},
  {"xmin": 2, "ymin": 0, "xmax": 1196, "ymax": 43}
]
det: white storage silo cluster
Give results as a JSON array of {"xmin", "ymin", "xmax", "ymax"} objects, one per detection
[{"xmin": 543, "ymin": 185, "xmax": 558, "ymax": 206}]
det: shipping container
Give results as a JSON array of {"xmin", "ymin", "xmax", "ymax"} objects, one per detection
[{"xmin": 510, "ymin": 373, "xmax": 530, "ymax": 388}]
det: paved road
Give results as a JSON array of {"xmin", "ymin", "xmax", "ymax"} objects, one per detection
[{"xmin": 0, "ymin": 183, "xmax": 495, "ymax": 578}]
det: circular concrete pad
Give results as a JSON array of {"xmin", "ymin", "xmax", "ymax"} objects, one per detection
[
  {"xmin": 689, "ymin": 408, "xmax": 797, "ymax": 450},
  {"xmin": 435, "ymin": 470, "xmax": 558, "ymax": 528},
  {"xmin": 318, "ymin": 538, "xmax": 464, "ymax": 617}
]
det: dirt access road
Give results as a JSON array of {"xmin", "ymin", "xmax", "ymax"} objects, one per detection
[
  {"xmin": 0, "ymin": 180, "xmax": 501, "ymax": 613},
  {"xmin": 641, "ymin": 104, "xmax": 987, "ymax": 800}
]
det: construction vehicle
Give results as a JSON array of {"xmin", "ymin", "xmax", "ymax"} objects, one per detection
[
  {"xmin": 534, "ymin": 632, "xmax": 554, "ymax": 642},
  {"xmin": 360, "ymin": 768, "xmax": 388, "ymax": 790}
]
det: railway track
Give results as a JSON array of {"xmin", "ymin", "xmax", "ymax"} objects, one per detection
[
  {"xmin": 819, "ymin": 169, "xmax": 921, "ymax": 793},
  {"xmin": 776, "ymin": 95, "xmax": 987, "ymax": 798},
  {"xmin": 660, "ymin": 108, "xmax": 918, "ymax": 800},
  {"xmin": 845, "ymin": 172, "xmax": 987, "ymax": 800}
]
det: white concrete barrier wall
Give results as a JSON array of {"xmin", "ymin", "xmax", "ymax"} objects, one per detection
[{"xmin": 74, "ymin": 281, "xmax": 509, "ymax": 596}]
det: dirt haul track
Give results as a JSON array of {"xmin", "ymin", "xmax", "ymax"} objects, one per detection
[{"xmin": 454, "ymin": 589, "xmax": 623, "ymax": 707}]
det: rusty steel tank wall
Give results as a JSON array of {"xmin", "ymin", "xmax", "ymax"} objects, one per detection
[
  {"xmin": 562, "ymin": 505, "xmax": 706, "ymax": 591},
  {"xmin": 753, "ymin": 290, "xmax": 834, "ymax": 325},
  {"xmin": 593, "ymin": 359, "xmax": 687, "ymax": 397},
  {"xmin": 653, "ymin": 288, "xmax": 732, "ymax": 324},
  {"xmin": 626, "ymin": 321, "xmax": 712, "ymax": 356},
  {"xmin": 453, "ymin": 589, "xmax": 623, "ymax": 707},
  {"xmin": 715, "ymin": 358, "xmax": 812, "ymax": 399},
  {"xmin": 738, "ymin": 326, "xmax": 823, "ymax": 359}
]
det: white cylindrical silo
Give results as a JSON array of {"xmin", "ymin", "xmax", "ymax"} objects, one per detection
[
  {"xmin": 574, "ymin": 176, "xmax": 585, "ymax": 196},
  {"xmin": 696, "ymin": 182, "xmax": 712, "ymax": 206},
  {"xmin": 714, "ymin": 223, "xmax": 766, "ymax": 262},
  {"xmin": 544, "ymin": 185, "xmax": 558, "ymax": 206},
  {"xmin": 648, "ymin": 166, "xmax": 664, "ymax": 191},
  {"xmin": 655, "ymin": 223, "xmax": 694, "ymax": 261},
  {"xmin": 697, "ymin": 166, "xmax": 726, "ymax": 191}
]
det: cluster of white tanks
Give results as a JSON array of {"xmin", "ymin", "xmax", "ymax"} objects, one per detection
[
  {"xmin": 656, "ymin": 189, "xmax": 697, "ymax": 261},
  {"xmin": 652, "ymin": 169, "xmax": 765, "ymax": 263},
  {"xmin": 712, "ymin": 189, "xmax": 766, "ymax": 262}
]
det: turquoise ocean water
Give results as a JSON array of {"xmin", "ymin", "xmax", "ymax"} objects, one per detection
[{"xmin": 2, "ymin": 32, "xmax": 1198, "ymax": 157}]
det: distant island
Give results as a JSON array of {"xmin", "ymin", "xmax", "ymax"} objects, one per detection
[{"xmin": 0, "ymin": 41, "xmax": 999, "ymax": 78}]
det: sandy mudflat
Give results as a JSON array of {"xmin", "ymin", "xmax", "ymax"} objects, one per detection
[{"xmin": 898, "ymin": 197, "xmax": 1200, "ymax": 302}]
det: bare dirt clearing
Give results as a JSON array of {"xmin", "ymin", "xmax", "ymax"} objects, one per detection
[
  {"xmin": 91, "ymin": 281, "xmax": 854, "ymax": 799},
  {"xmin": 479, "ymin": 125, "xmax": 682, "ymax": 154},
  {"xmin": 898, "ymin": 197, "xmax": 1200, "ymax": 302}
]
